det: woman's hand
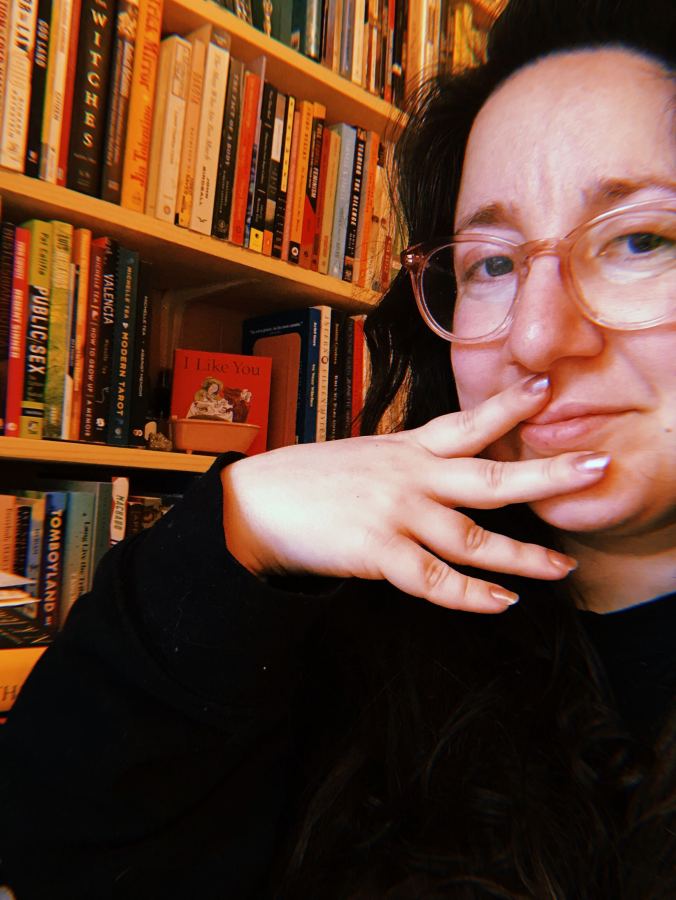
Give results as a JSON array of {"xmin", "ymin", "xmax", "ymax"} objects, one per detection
[{"xmin": 220, "ymin": 375, "xmax": 610, "ymax": 613}]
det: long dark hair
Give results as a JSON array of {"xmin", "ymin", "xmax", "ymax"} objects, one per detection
[{"xmin": 277, "ymin": 2, "xmax": 676, "ymax": 896}]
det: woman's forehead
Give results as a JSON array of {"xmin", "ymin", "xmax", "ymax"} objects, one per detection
[{"xmin": 456, "ymin": 48, "xmax": 674, "ymax": 233}]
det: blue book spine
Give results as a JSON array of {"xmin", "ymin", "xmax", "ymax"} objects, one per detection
[
  {"xmin": 107, "ymin": 247, "xmax": 139, "ymax": 445},
  {"xmin": 328, "ymin": 124, "xmax": 357, "ymax": 280},
  {"xmin": 61, "ymin": 491, "xmax": 95, "ymax": 625}
]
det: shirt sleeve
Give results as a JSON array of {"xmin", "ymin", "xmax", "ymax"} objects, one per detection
[{"xmin": 0, "ymin": 454, "xmax": 338, "ymax": 899}]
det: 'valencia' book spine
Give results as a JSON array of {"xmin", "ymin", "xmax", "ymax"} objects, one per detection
[{"xmin": 79, "ymin": 237, "xmax": 104, "ymax": 440}]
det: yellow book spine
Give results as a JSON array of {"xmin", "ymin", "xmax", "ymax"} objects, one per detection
[
  {"xmin": 20, "ymin": 220, "xmax": 52, "ymax": 439},
  {"xmin": 120, "ymin": 0, "xmax": 164, "ymax": 212},
  {"xmin": 287, "ymin": 99, "xmax": 314, "ymax": 264},
  {"xmin": 44, "ymin": 220, "xmax": 73, "ymax": 438}
]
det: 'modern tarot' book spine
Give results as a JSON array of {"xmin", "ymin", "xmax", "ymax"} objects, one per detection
[{"xmin": 107, "ymin": 246, "xmax": 139, "ymax": 444}]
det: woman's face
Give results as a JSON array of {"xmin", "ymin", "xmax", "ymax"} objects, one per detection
[{"xmin": 451, "ymin": 49, "xmax": 675, "ymax": 540}]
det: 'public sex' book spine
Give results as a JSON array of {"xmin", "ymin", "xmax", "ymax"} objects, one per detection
[
  {"xmin": 66, "ymin": 0, "xmax": 115, "ymax": 195},
  {"xmin": 20, "ymin": 220, "xmax": 52, "ymax": 439}
]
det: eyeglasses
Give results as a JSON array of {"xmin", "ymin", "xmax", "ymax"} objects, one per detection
[{"xmin": 400, "ymin": 200, "xmax": 676, "ymax": 344}]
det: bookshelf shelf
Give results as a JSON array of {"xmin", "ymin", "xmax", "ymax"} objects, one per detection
[
  {"xmin": 163, "ymin": 0, "xmax": 405, "ymax": 139},
  {"xmin": 0, "ymin": 171, "xmax": 379, "ymax": 312},
  {"xmin": 0, "ymin": 437, "xmax": 216, "ymax": 473}
]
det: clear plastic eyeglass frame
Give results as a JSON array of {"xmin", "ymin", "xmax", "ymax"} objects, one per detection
[{"xmin": 400, "ymin": 199, "xmax": 676, "ymax": 344}]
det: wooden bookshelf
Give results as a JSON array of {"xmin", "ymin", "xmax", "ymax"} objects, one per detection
[{"xmin": 0, "ymin": 437, "xmax": 215, "ymax": 473}]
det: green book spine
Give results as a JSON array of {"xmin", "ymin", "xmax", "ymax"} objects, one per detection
[
  {"xmin": 19, "ymin": 220, "xmax": 53, "ymax": 439},
  {"xmin": 44, "ymin": 221, "xmax": 73, "ymax": 438}
]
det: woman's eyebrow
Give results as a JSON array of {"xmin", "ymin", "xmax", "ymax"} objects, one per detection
[
  {"xmin": 584, "ymin": 176, "xmax": 676, "ymax": 208},
  {"xmin": 454, "ymin": 202, "xmax": 516, "ymax": 232}
]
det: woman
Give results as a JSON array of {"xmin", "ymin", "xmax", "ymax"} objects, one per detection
[{"xmin": 1, "ymin": 0, "xmax": 674, "ymax": 897}]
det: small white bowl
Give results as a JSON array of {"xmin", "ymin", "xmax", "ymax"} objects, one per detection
[{"xmin": 171, "ymin": 417, "xmax": 261, "ymax": 455}]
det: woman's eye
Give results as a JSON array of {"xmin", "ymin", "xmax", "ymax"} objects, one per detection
[
  {"xmin": 464, "ymin": 255, "xmax": 514, "ymax": 281},
  {"xmin": 623, "ymin": 231, "xmax": 670, "ymax": 254}
]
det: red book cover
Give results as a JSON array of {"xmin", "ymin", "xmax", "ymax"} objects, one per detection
[
  {"xmin": 170, "ymin": 349, "xmax": 272, "ymax": 455},
  {"xmin": 229, "ymin": 69, "xmax": 262, "ymax": 247},
  {"xmin": 56, "ymin": 0, "xmax": 82, "ymax": 186},
  {"xmin": 5, "ymin": 227, "xmax": 29, "ymax": 436}
]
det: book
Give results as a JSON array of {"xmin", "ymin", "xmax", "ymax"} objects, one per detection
[
  {"xmin": 211, "ymin": 54, "xmax": 244, "ymax": 240},
  {"xmin": 42, "ymin": 478, "xmax": 111, "ymax": 574},
  {"xmin": 327, "ymin": 123, "xmax": 356, "ymax": 280},
  {"xmin": 54, "ymin": 0, "xmax": 81, "ymax": 185},
  {"xmin": 350, "ymin": 313, "xmax": 366, "ymax": 436},
  {"xmin": 23, "ymin": 0, "xmax": 51, "ymax": 177},
  {"xmin": 145, "ymin": 34, "xmax": 191, "ymax": 223},
  {"xmin": 79, "ymin": 236, "xmax": 105, "ymax": 440},
  {"xmin": 0, "ymin": 221, "xmax": 16, "ymax": 435},
  {"xmin": 0, "ymin": 494, "xmax": 17, "ymax": 572},
  {"xmin": 242, "ymin": 308, "xmax": 320, "ymax": 448},
  {"xmin": 326, "ymin": 306, "xmax": 346, "ymax": 440},
  {"xmin": 5, "ymin": 225, "xmax": 29, "ymax": 437},
  {"xmin": 66, "ymin": 0, "xmax": 115, "ymax": 194},
  {"xmin": 271, "ymin": 93, "xmax": 295, "ymax": 259},
  {"xmin": 67, "ymin": 227, "xmax": 91, "ymax": 440},
  {"xmin": 312, "ymin": 304, "xmax": 331, "ymax": 441},
  {"xmin": 175, "ymin": 22, "xmax": 211, "ymax": 228},
  {"xmin": 0, "ymin": 0, "xmax": 38, "ymax": 172},
  {"xmin": 107, "ymin": 245, "xmax": 139, "ymax": 445},
  {"xmin": 100, "ymin": 0, "xmax": 140, "ymax": 204},
  {"xmin": 60, "ymin": 489, "xmax": 94, "ymax": 625},
  {"xmin": 16, "ymin": 493, "xmax": 45, "ymax": 596},
  {"xmin": 40, "ymin": 0, "xmax": 75, "ymax": 183},
  {"xmin": 171, "ymin": 349, "xmax": 272, "ymax": 456},
  {"xmin": 120, "ymin": 0, "xmax": 163, "ymax": 212},
  {"xmin": 90, "ymin": 236, "xmax": 118, "ymax": 442},
  {"xmin": 24, "ymin": 488, "xmax": 67, "ymax": 631},
  {"xmin": 354, "ymin": 130, "xmax": 380, "ymax": 286},
  {"xmin": 248, "ymin": 81, "xmax": 276, "ymax": 252},
  {"xmin": 342, "ymin": 126, "xmax": 366, "ymax": 282},
  {"xmin": 189, "ymin": 29, "xmax": 230, "ymax": 235},
  {"xmin": 299, "ymin": 101, "xmax": 325, "ymax": 269},
  {"xmin": 110, "ymin": 475, "xmax": 128, "ymax": 545},
  {"xmin": 243, "ymin": 56, "xmax": 268, "ymax": 248},
  {"xmin": 287, "ymin": 98, "xmax": 314, "ymax": 264},
  {"xmin": 44, "ymin": 220, "xmax": 73, "ymax": 439},
  {"xmin": 20, "ymin": 219, "xmax": 52, "ymax": 440},
  {"xmin": 127, "ymin": 260, "xmax": 153, "ymax": 447},
  {"xmin": 0, "ymin": 0, "xmax": 10, "ymax": 132},
  {"xmin": 316, "ymin": 125, "xmax": 341, "ymax": 274},
  {"xmin": 262, "ymin": 89, "xmax": 285, "ymax": 255},
  {"xmin": 0, "ymin": 608, "xmax": 51, "ymax": 714},
  {"xmin": 229, "ymin": 57, "xmax": 264, "ymax": 247}
]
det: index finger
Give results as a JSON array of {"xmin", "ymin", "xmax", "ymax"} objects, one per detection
[{"xmin": 414, "ymin": 374, "xmax": 551, "ymax": 458}]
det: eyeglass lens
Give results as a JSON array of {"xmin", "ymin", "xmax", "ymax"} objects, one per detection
[{"xmin": 420, "ymin": 208, "xmax": 675, "ymax": 340}]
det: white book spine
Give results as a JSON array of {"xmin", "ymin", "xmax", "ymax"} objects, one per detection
[
  {"xmin": 154, "ymin": 37, "xmax": 191, "ymax": 223},
  {"xmin": 351, "ymin": 0, "xmax": 365, "ymax": 86},
  {"xmin": 0, "ymin": 0, "xmax": 38, "ymax": 171},
  {"xmin": 189, "ymin": 35, "xmax": 230, "ymax": 235},
  {"xmin": 40, "ymin": 0, "xmax": 73, "ymax": 182},
  {"xmin": 145, "ymin": 37, "xmax": 174, "ymax": 218},
  {"xmin": 175, "ymin": 24, "xmax": 210, "ymax": 228}
]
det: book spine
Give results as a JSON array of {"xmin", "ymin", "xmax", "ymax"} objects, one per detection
[
  {"xmin": 212, "ymin": 55, "xmax": 244, "ymax": 239},
  {"xmin": 317, "ymin": 127, "xmax": 341, "ymax": 274},
  {"xmin": 43, "ymin": 220, "xmax": 73, "ymax": 438},
  {"xmin": 99, "ymin": 0, "xmax": 139, "ymax": 203},
  {"xmin": 354, "ymin": 131, "xmax": 379, "ymax": 286},
  {"xmin": 311, "ymin": 116, "xmax": 332, "ymax": 272},
  {"xmin": 14, "ymin": 501, "xmax": 31, "ymax": 578},
  {"xmin": 79, "ymin": 237, "xmax": 104, "ymax": 440},
  {"xmin": 281, "ymin": 108, "xmax": 300, "ymax": 261},
  {"xmin": 66, "ymin": 0, "xmax": 115, "ymax": 195},
  {"xmin": 328, "ymin": 124, "xmax": 356, "ymax": 279},
  {"xmin": 189, "ymin": 30, "xmax": 230, "ymax": 235},
  {"xmin": 248, "ymin": 81, "xmax": 276, "ymax": 253},
  {"xmin": 299, "ymin": 307, "xmax": 320, "ymax": 443},
  {"xmin": 119, "ymin": 0, "xmax": 163, "ymax": 212},
  {"xmin": 89, "ymin": 237, "xmax": 117, "ymax": 441},
  {"xmin": 339, "ymin": 0, "xmax": 354, "ymax": 79},
  {"xmin": 0, "ymin": 0, "xmax": 38, "ymax": 171},
  {"xmin": 61, "ymin": 252, "xmax": 76, "ymax": 436},
  {"xmin": 0, "ymin": 221, "xmax": 16, "ymax": 435},
  {"xmin": 23, "ymin": 0, "xmax": 51, "ymax": 177},
  {"xmin": 383, "ymin": 0, "xmax": 395, "ymax": 102},
  {"xmin": 38, "ymin": 491, "xmax": 67, "ymax": 632},
  {"xmin": 0, "ymin": 496, "xmax": 16, "ymax": 573},
  {"xmin": 128, "ymin": 260, "xmax": 152, "ymax": 446},
  {"xmin": 107, "ymin": 246, "xmax": 138, "ymax": 444},
  {"xmin": 243, "ymin": 68, "xmax": 268, "ymax": 249},
  {"xmin": 342, "ymin": 127, "xmax": 366, "ymax": 282},
  {"xmin": 60, "ymin": 490, "xmax": 93, "ymax": 625},
  {"xmin": 20, "ymin": 220, "xmax": 52, "ymax": 439},
  {"xmin": 312, "ymin": 304, "xmax": 331, "ymax": 442},
  {"xmin": 54, "ymin": 0, "xmax": 80, "ymax": 185},
  {"xmin": 67, "ymin": 227, "xmax": 90, "ymax": 439},
  {"xmin": 304, "ymin": 0, "xmax": 321, "ymax": 59},
  {"xmin": 5, "ymin": 226, "xmax": 29, "ymax": 436},
  {"xmin": 20, "ymin": 496, "xmax": 44, "ymax": 596},
  {"xmin": 228, "ymin": 67, "xmax": 262, "ymax": 247},
  {"xmin": 299, "ymin": 101, "xmax": 325, "ymax": 268},
  {"xmin": 175, "ymin": 23, "xmax": 210, "ymax": 228},
  {"xmin": 146, "ymin": 35, "xmax": 191, "ymax": 223},
  {"xmin": 287, "ymin": 99, "xmax": 314, "ymax": 264},
  {"xmin": 350, "ymin": 313, "xmax": 365, "ymax": 436},
  {"xmin": 110, "ymin": 475, "xmax": 128, "ymax": 544},
  {"xmin": 262, "ymin": 90, "xmax": 285, "ymax": 256},
  {"xmin": 0, "ymin": 0, "xmax": 10, "ymax": 130},
  {"xmin": 40, "ymin": 0, "xmax": 74, "ymax": 183},
  {"xmin": 326, "ymin": 307, "xmax": 346, "ymax": 440},
  {"xmin": 351, "ymin": 0, "xmax": 365, "ymax": 86},
  {"xmin": 271, "ymin": 93, "xmax": 295, "ymax": 259},
  {"xmin": 341, "ymin": 314, "xmax": 355, "ymax": 438}
]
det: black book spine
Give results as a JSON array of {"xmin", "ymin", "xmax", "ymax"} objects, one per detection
[
  {"xmin": 24, "ymin": 0, "xmax": 52, "ymax": 178},
  {"xmin": 0, "ymin": 223, "xmax": 16, "ymax": 435},
  {"xmin": 248, "ymin": 81, "xmax": 276, "ymax": 250},
  {"xmin": 342, "ymin": 127, "xmax": 366, "ymax": 283},
  {"xmin": 340, "ymin": 314, "xmax": 355, "ymax": 440},
  {"xmin": 326, "ymin": 308, "xmax": 346, "ymax": 441},
  {"xmin": 80, "ymin": 240, "xmax": 104, "ymax": 440},
  {"xmin": 66, "ymin": 0, "xmax": 115, "ymax": 196},
  {"xmin": 212, "ymin": 57, "xmax": 244, "ymax": 239},
  {"xmin": 14, "ymin": 503, "xmax": 31, "ymax": 577},
  {"xmin": 271, "ymin": 93, "xmax": 295, "ymax": 258},
  {"xmin": 100, "ymin": 0, "xmax": 139, "ymax": 203},
  {"xmin": 128, "ymin": 261, "xmax": 153, "ymax": 446},
  {"xmin": 391, "ymin": 0, "xmax": 407, "ymax": 108},
  {"xmin": 107, "ymin": 246, "xmax": 138, "ymax": 445},
  {"xmin": 91, "ymin": 238, "xmax": 118, "ymax": 442}
]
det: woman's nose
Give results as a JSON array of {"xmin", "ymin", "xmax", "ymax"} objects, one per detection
[{"xmin": 505, "ymin": 255, "xmax": 605, "ymax": 372}]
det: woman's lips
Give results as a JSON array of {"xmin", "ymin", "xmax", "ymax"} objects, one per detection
[{"xmin": 519, "ymin": 411, "xmax": 627, "ymax": 452}]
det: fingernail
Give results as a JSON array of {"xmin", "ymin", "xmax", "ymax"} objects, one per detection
[
  {"xmin": 490, "ymin": 587, "xmax": 519, "ymax": 605},
  {"xmin": 523, "ymin": 374, "xmax": 550, "ymax": 394},
  {"xmin": 573, "ymin": 452, "xmax": 611, "ymax": 473},
  {"xmin": 547, "ymin": 550, "xmax": 577, "ymax": 572}
]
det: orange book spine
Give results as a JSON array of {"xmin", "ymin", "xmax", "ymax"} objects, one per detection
[
  {"xmin": 228, "ymin": 69, "xmax": 262, "ymax": 247},
  {"xmin": 355, "ymin": 131, "xmax": 380, "ymax": 287},
  {"xmin": 120, "ymin": 0, "xmax": 163, "ymax": 212},
  {"xmin": 299, "ymin": 101, "xmax": 325, "ymax": 269},
  {"xmin": 311, "ymin": 120, "xmax": 333, "ymax": 272},
  {"xmin": 55, "ymin": 0, "xmax": 81, "ymax": 186},
  {"xmin": 287, "ymin": 99, "xmax": 314, "ymax": 264},
  {"xmin": 350, "ymin": 314, "xmax": 365, "ymax": 437}
]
